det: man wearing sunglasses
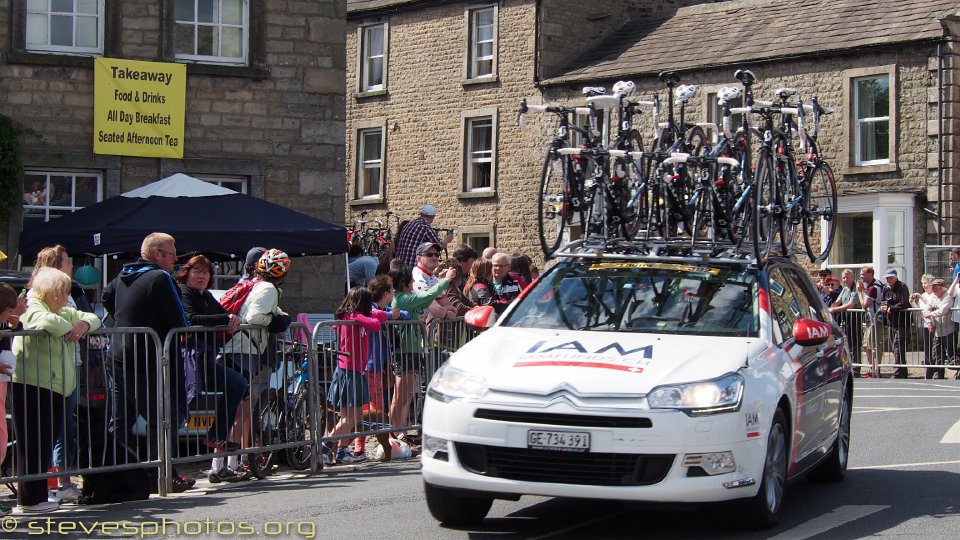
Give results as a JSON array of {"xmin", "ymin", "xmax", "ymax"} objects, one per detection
[{"xmin": 413, "ymin": 243, "xmax": 457, "ymax": 321}]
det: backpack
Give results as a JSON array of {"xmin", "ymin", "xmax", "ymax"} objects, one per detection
[{"xmin": 219, "ymin": 279, "xmax": 261, "ymax": 314}]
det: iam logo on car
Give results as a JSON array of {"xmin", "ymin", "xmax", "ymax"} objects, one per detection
[{"xmin": 512, "ymin": 339, "xmax": 652, "ymax": 374}]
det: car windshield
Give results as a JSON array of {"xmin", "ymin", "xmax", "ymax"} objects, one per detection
[{"xmin": 504, "ymin": 260, "xmax": 758, "ymax": 337}]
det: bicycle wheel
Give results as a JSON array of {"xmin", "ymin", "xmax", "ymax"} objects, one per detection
[
  {"xmin": 685, "ymin": 126, "xmax": 710, "ymax": 156},
  {"xmin": 538, "ymin": 150, "xmax": 569, "ymax": 256},
  {"xmin": 619, "ymin": 130, "xmax": 648, "ymax": 240},
  {"xmin": 802, "ymin": 162, "xmax": 838, "ymax": 263},
  {"xmin": 248, "ymin": 390, "xmax": 280, "ymax": 478},
  {"xmin": 585, "ymin": 181, "xmax": 609, "ymax": 243},
  {"xmin": 754, "ymin": 153, "xmax": 782, "ymax": 262},
  {"xmin": 285, "ymin": 388, "xmax": 312, "ymax": 471}
]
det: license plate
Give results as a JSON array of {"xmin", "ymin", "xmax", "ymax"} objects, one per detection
[
  {"xmin": 187, "ymin": 415, "xmax": 215, "ymax": 430},
  {"xmin": 527, "ymin": 430, "xmax": 590, "ymax": 452}
]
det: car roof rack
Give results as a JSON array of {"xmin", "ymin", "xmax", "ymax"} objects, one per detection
[{"xmin": 553, "ymin": 239, "xmax": 759, "ymax": 267}]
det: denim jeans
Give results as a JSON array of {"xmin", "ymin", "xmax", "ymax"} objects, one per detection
[{"xmin": 52, "ymin": 387, "xmax": 78, "ymax": 471}]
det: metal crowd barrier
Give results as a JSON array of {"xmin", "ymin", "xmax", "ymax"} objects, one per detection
[
  {"xmin": 834, "ymin": 307, "xmax": 960, "ymax": 378},
  {"xmin": 1, "ymin": 316, "xmax": 486, "ymax": 502},
  {"xmin": 0, "ymin": 327, "xmax": 165, "ymax": 495}
]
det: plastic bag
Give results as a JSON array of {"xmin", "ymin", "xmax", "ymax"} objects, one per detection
[{"xmin": 372, "ymin": 438, "xmax": 412, "ymax": 460}]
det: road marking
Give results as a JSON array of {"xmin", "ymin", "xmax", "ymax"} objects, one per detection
[
  {"xmin": 940, "ymin": 419, "xmax": 960, "ymax": 443},
  {"xmin": 853, "ymin": 405, "xmax": 960, "ymax": 414},
  {"xmin": 851, "ymin": 459, "xmax": 960, "ymax": 470},
  {"xmin": 528, "ymin": 510, "xmax": 626, "ymax": 540},
  {"xmin": 768, "ymin": 505, "xmax": 888, "ymax": 540}
]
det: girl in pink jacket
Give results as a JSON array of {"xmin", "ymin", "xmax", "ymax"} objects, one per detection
[{"xmin": 324, "ymin": 286, "xmax": 388, "ymax": 464}]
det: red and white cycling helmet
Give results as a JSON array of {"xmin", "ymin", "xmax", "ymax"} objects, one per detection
[{"xmin": 257, "ymin": 248, "xmax": 291, "ymax": 278}]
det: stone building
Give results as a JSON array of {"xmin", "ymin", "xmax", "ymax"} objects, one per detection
[
  {"xmin": 346, "ymin": 0, "xmax": 960, "ymax": 290},
  {"xmin": 0, "ymin": 0, "xmax": 348, "ymax": 314}
]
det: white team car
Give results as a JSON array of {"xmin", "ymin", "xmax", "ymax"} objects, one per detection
[{"xmin": 421, "ymin": 252, "xmax": 852, "ymax": 529}]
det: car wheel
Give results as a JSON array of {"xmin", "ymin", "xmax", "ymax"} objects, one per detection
[
  {"xmin": 808, "ymin": 388, "xmax": 851, "ymax": 482},
  {"xmin": 741, "ymin": 408, "xmax": 788, "ymax": 529},
  {"xmin": 424, "ymin": 482, "xmax": 493, "ymax": 527}
]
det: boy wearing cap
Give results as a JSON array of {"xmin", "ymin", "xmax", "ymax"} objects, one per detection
[
  {"xmin": 880, "ymin": 269, "xmax": 910, "ymax": 378},
  {"xmin": 395, "ymin": 204, "xmax": 454, "ymax": 267}
]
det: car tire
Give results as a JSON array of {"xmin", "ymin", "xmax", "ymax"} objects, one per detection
[
  {"xmin": 740, "ymin": 407, "xmax": 788, "ymax": 530},
  {"xmin": 424, "ymin": 482, "xmax": 493, "ymax": 526},
  {"xmin": 808, "ymin": 388, "xmax": 851, "ymax": 483}
]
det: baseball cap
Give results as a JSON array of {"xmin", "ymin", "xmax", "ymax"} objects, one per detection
[
  {"xmin": 421, "ymin": 204, "xmax": 437, "ymax": 216},
  {"xmin": 416, "ymin": 242, "xmax": 440, "ymax": 256},
  {"xmin": 245, "ymin": 246, "xmax": 267, "ymax": 266},
  {"xmin": 883, "ymin": 268, "xmax": 898, "ymax": 278},
  {"xmin": 818, "ymin": 269, "xmax": 832, "ymax": 276}
]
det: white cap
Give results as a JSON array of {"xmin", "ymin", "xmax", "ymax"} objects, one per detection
[{"xmin": 421, "ymin": 204, "xmax": 437, "ymax": 216}]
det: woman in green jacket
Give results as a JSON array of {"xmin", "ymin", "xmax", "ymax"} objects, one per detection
[
  {"xmin": 11, "ymin": 267, "xmax": 100, "ymax": 511},
  {"xmin": 388, "ymin": 264, "xmax": 455, "ymax": 439}
]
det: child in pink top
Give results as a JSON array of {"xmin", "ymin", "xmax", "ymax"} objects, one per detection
[{"xmin": 324, "ymin": 287, "xmax": 387, "ymax": 464}]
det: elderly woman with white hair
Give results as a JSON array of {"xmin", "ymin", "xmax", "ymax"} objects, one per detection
[{"xmin": 11, "ymin": 266, "xmax": 100, "ymax": 512}]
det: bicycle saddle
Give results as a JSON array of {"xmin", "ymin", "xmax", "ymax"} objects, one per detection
[
  {"xmin": 658, "ymin": 71, "xmax": 681, "ymax": 85},
  {"xmin": 582, "ymin": 86, "xmax": 606, "ymax": 97},
  {"xmin": 675, "ymin": 84, "xmax": 700, "ymax": 104},
  {"xmin": 735, "ymin": 69, "xmax": 756, "ymax": 85},
  {"xmin": 775, "ymin": 87, "xmax": 798, "ymax": 99},
  {"xmin": 612, "ymin": 80, "xmax": 636, "ymax": 97},
  {"xmin": 718, "ymin": 87, "xmax": 741, "ymax": 103}
]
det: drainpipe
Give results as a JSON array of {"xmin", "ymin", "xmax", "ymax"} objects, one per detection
[
  {"xmin": 938, "ymin": 40, "xmax": 944, "ymax": 245},
  {"xmin": 533, "ymin": 0, "xmax": 542, "ymax": 88}
]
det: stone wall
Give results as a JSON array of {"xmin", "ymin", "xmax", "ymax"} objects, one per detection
[{"xmin": 0, "ymin": 0, "xmax": 348, "ymax": 315}]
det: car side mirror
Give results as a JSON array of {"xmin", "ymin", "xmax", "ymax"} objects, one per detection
[
  {"xmin": 465, "ymin": 305, "xmax": 497, "ymax": 328},
  {"xmin": 793, "ymin": 318, "xmax": 831, "ymax": 347}
]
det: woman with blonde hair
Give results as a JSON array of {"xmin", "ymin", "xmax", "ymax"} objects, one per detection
[{"xmin": 12, "ymin": 267, "xmax": 99, "ymax": 511}]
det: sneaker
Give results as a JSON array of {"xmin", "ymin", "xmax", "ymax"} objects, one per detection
[
  {"xmin": 203, "ymin": 439, "xmax": 241, "ymax": 451},
  {"xmin": 20, "ymin": 500, "xmax": 59, "ymax": 512},
  {"xmin": 862, "ymin": 372, "xmax": 875, "ymax": 378},
  {"xmin": 235, "ymin": 461, "xmax": 254, "ymax": 480},
  {"xmin": 336, "ymin": 447, "xmax": 366, "ymax": 464},
  {"xmin": 54, "ymin": 485, "xmax": 81, "ymax": 503},
  {"xmin": 320, "ymin": 443, "xmax": 335, "ymax": 465},
  {"xmin": 208, "ymin": 468, "xmax": 242, "ymax": 483},
  {"xmin": 171, "ymin": 476, "xmax": 194, "ymax": 493}
]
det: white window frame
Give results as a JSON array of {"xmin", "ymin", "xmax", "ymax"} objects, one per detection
[
  {"xmin": 853, "ymin": 75, "xmax": 890, "ymax": 166},
  {"xmin": 826, "ymin": 193, "xmax": 914, "ymax": 289},
  {"xmin": 25, "ymin": 0, "xmax": 104, "ymax": 55},
  {"xmin": 175, "ymin": 0, "xmax": 249, "ymax": 66},
  {"xmin": 356, "ymin": 127, "xmax": 385, "ymax": 199},
  {"xmin": 464, "ymin": 4, "xmax": 497, "ymax": 82},
  {"xmin": 843, "ymin": 66, "xmax": 897, "ymax": 174},
  {"xmin": 22, "ymin": 169, "xmax": 103, "ymax": 227},
  {"xmin": 196, "ymin": 175, "xmax": 248, "ymax": 193},
  {"xmin": 359, "ymin": 22, "xmax": 388, "ymax": 94},
  {"xmin": 464, "ymin": 114, "xmax": 495, "ymax": 193}
]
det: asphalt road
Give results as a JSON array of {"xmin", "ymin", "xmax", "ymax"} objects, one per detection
[{"xmin": 2, "ymin": 379, "xmax": 959, "ymax": 539}]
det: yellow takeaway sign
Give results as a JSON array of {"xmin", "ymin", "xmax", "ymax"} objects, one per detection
[{"xmin": 93, "ymin": 58, "xmax": 186, "ymax": 158}]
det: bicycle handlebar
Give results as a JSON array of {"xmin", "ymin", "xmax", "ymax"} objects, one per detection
[{"xmin": 662, "ymin": 152, "xmax": 739, "ymax": 167}]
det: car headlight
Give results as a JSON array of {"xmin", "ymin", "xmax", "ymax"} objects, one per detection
[
  {"xmin": 646, "ymin": 373, "xmax": 744, "ymax": 415},
  {"xmin": 427, "ymin": 363, "xmax": 486, "ymax": 403}
]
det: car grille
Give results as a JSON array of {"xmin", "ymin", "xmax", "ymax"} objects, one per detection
[
  {"xmin": 454, "ymin": 443, "xmax": 674, "ymax": 486},
  {"xmin": 473, "ymin": 409, "xmax": 652, "ymax": 428}
]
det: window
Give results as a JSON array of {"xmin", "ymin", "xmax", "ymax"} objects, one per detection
[
  {"xmin": 198, "ymin": 175, "xmax": 247, "ymax": 193},
  {"xmin": 854, "ymin": 75, "xmax": 889, "ymax": 165},
  {"xmin": 22, "ymin": 171, "xmax": 101, "ymax": 231},
  {"xmin": 465, "ymin": 5, "xmax": 496, "ymax": 81},
  {"xmin": 767, "ymin": 268, "xmax": 801, "ymax": 344},
  {"xmin": 465, "ymin": 116, "xmax": 493, "ymax": 191},
  {"xmin": 356, "ymin": 127, "xmax": 384, "ymax": 199},
  {"xmin": 827, "ymin": 193, "xmax": 914, "ymax": 288},
  {"xmin": 706, "ymin": 91, "xmax": 742, "ymax": 129},
  {"xmin": 26, "ymin": 0, "xmax": 104, "ymax": 54},
  {"xmin": 463, "ymin": 233, "xmax": 491, "ymax": 254},
  {"xmin": 843, "ymin": 66, "xmax": 896, "ymax": 172},
  {"xmin": 359, "ymin": 23, "xmax": 387, "ymax": 94},
  {"xmin": 175, "ymin": 0, "xmax": 248, "ymax": 65}
]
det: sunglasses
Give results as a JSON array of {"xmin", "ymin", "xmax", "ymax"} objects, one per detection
[{"xmin": 421, "ymin": 252, "xmax": 440, "ymax": 258}]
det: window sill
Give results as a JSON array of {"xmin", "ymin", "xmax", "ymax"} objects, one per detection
[
  {"xmin": 462, "ymin": 76, "xmax": 498, "ymax": 87},
  {"xmin": 356, "ymin": 89, "xmax": 388, "ymax": 99},
  {"xmin": 180, "ymin": 62, "xmax": 271, "ymax": 80},
  {"xmin": 6, "ymin": 51, "xmax": 95, "ymax": 68},
  {"xmin": 458, "ymin": 191, "xmax": 496, "ymax": 200},
  {"xmin": 841, "ymin": 162, "xmax": 898, "ymax": 175},
  {"xmin": 348, "ymin": 197, "xmax": 385, "ymax": 206}
]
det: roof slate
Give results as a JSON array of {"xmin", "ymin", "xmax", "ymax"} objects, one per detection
[
  {"xmin": 545, "ymin": 0, "xmax": 960, "ymax": 85},
  {"xmin": 347, "ymin": 0, "xmax": 441, "ymax": 16}
]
